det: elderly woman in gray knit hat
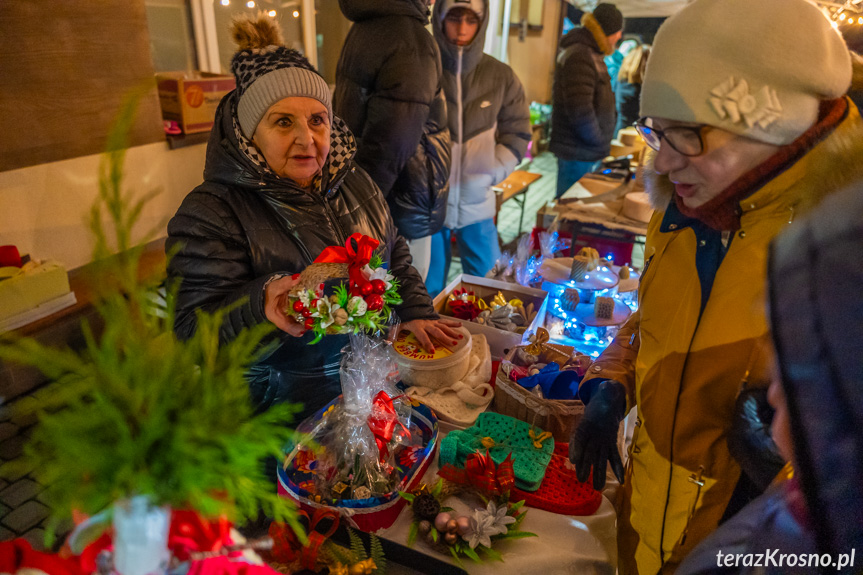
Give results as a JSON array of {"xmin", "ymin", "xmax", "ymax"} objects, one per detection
[
  {"xmin": 167, "ymin": 14, "xmax": 460, "ymax": 420},
  {"xmin": 566, "ymin": 0, "xmax": 863, "ymax": 572}
]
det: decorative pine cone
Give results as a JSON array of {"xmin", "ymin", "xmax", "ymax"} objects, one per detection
[{"xmin": 412, "ymin": 493, "xmax": 441, "ymax": 521}]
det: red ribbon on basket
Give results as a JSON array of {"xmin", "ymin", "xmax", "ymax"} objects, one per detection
[
  {"xmin": 438, "ymin": 450, "xmax": 515, "ymax": 497},
  {"xmin": 367, "ymin": 391, "xmax": 410, "ymax": 463},
  {"xmin": 269, "ymin": 508, "xmax": 340, "ymax": 571},
  {"xmin": 314, "ymin": 233, "xmax": 380, "ymax": 289}
]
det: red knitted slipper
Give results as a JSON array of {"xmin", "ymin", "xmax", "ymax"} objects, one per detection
[{"xmin": 511, "ymin": 442, "xmax": 603, "ymax": 516}]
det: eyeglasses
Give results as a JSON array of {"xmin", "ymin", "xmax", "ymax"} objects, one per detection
[{"xmin": 634, "ymin": 117, "xmax": 711, "ymax": 157}]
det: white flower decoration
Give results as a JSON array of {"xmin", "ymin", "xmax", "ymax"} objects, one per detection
[
  {"xmin": 316, "ymin": 298, "xmax": 337, "ymax": 329},
  {"xmin": 346, "ymin": 296, "xmax": 368, "ymax": 316},
  {"xmin": 484, "ymin": 500, "xmax": 516, "ymax": 536},
  {"xmin": 465, "ymin": 501, "xmax": 516, "ymax": 549},
  {"xmin": 709, "ymin": 77, "xmax": 782, "ymax": 130},
  {"xmin": 466, "ymin": 510, "xmax": 494, "ymax": 549},
  {"xmin": 298, "ymin": 289, "xmax": 311, "ymax": 307},
  {"xmin": 363, "ymin": 264, "xmax": 395, "ymax": 290}
]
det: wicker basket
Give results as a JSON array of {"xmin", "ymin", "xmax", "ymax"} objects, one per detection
[{"xmin": 493, "ymin": 346, "xmax": 585, "ymax": 442}]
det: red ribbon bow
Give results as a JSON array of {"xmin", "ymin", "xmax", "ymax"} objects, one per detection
[
  {"xmin": 269, "ymin": 508, "xmax": 340, "ymax": 570},
  {"xmin": 438, "ymin": 450, "xmax": 516, "ymax": 497},
  {"xmin": 168, "ymin": 510, "xmax": 234, "ymax": 561},
  {"xmin": 367, "ymin": 391, "xmax": 410, "ymax": 463},
  {"xmin": 315, "ymin": 233, "xmax": 381, "ymax": 289}
]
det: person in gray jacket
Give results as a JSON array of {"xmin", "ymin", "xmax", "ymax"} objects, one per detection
[{"xmin": 426, "ymin": 0, "xmax": 530, "ymax": 296}]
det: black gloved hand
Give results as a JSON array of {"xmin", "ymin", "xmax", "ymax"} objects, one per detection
[
  {"xmin": 727, "ymin": 386, "xmax": 787, "ymax": 491},
  {"xmin": 569, "ymin": 379, "xmax": 627, "ymax": 490}
]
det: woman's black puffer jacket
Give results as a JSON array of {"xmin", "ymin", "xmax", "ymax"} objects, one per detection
[
  {"xmin": 166, "ymin": 92, "xmax": 437, "ymax": 418},
  {"xmin": 334, "ymin": 0, "xmax": 450, "ymax": 240}
]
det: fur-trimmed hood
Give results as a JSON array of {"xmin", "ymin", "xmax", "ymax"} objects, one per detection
[
  {"xmin": 559, "ymin": 13, "xmax": 614, "ymax": 57},
  {"xmin": 581, "ymin": 13, "xmax": 614, "ymax": 55},
  {"xmin": 640, "ymin": 99, "xmax": 863, "ymax": 219}
]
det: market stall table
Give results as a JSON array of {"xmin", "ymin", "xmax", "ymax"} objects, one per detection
[
  {"xmin": 376, "ymin": 425, "xmax": 619, "ymax": 575},
  {"xmin": 536, "ymin": 175, "xmax": 650, "ymax": 265},
  {"xmin": 494, "ymin": 170, "xmax": 543, "ymax": 235}
]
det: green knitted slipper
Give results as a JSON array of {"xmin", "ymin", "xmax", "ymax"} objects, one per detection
[{"xmin": 440, "ymin": 412, "xmax": 554, "ymax": 491}]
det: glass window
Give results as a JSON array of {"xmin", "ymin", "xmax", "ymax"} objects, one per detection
[
  {"xmin": 314, "ymin": 0, "xmax": 352, "ymax": 86},
  {"xmin": 145, "ymin": 0, "xmax": 198, "ymax": 72}
]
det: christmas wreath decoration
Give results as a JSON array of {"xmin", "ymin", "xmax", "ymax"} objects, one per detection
[
  {"xmin": 399, "ymin": 453, "xmax": 537, "ymax": 566},
  {"xmin": 286, "ymin": 234, "xmax": 402, "ymax": 344}
]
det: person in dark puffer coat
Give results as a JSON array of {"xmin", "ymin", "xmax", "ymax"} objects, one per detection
[
  {"xmin": 550, "ymin": 3, "xmax": 623, "ymax": 198},
  {"xmin": 167, "ymin": 13, "xmax": 459, "ymax": 421},
  {"xmin": 677, "ymin": 179, "xmax": 863, "ymax": 574},
  {"xmin": 334, "ymin": 0, "xmax": 451, "ymax": 280}
]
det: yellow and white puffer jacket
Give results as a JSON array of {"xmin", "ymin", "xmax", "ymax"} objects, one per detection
[{"xmin": 581, "ymin": 99, "xmax": 863, "ymax": 574}]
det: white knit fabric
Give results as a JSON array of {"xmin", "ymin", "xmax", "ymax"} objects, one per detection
[
  {"xmin": 405, "ymin": 333, "xmax": 493, "ymax": 428},
  {"xmin": 439, "ymin": 0, "xmax": 485, "ymax": 20},
  {"xmin": 237, "ymin": 66, "xmax": 333, "ymax": 138},
  {"xmin": 641, "ymin": 0, "xmax": 852, "ymax": 145}
]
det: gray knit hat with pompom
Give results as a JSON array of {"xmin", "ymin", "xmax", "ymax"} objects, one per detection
[{"xmin": 231, "ymin": 12, "xmax": 332, "ymax": 138}]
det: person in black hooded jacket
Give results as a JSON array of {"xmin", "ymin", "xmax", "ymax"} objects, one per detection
[
  {"xmin": 550, "ymin": 3, "xmax": 623, "ymax": 198},
  {"xmin": 334, "ymin": 0, "xmax": 451, "ymax": 280},
  {"xmin": 167, "ymin": 13, "xmax": 460, "ymax": 420}
]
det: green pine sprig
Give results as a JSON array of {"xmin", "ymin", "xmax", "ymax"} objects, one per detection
[
  {"xmin": 349, "ymin": 527, "xmax": 368, "ymax": 562},
  {"xmin": 369, "ymin": 532, "xmax": 387, "ymax": 574},
  {"xmin": 0, "ymin": 91, "xmax": 303, "ymax": 544},
  {"xmin": 368, "ymin": 253, "xmax": 384, "ymax": 271}
]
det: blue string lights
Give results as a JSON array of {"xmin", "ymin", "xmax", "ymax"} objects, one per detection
[{"xmin": 541, "ymin": 264, "xmax": 639, "ymax": 358}]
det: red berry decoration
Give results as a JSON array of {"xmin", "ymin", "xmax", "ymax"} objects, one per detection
[
  {"xmin": 360, "ymin": 282, "xmax": 374, "ymax": 296},
  {"xmin": 304, "ymin": 318, "xmax": 315, "ymax": 330},
  {"xmin": 310, "ymin": 298, "xmax": 319, "ymax": 309},
  {"xmin": 371, "ymin": 279, "xmax": 387, "ymax": 295},
  {"xmin": 351, "ymin": 286, "xmax": 364, "ymax": 297},
  {"xmin": 301, "ymin": 309, "xmax": 312, "ymax": 318},
  {"xmin": 365, "ymin": 294, "xmax": 383, "ymax": 311},
  {"xmin": 292, "ymin": 300, "xmax": 305, "ymax": 313}
]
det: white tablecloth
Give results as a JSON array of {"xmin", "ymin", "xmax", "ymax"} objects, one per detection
[{"xmin": 377, "ymin": 442, "xmax": 619, "ymax": 575}]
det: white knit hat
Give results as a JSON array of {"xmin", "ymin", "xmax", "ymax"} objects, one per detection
[
  {"xmin": 231, "ymin": 13, "xmax": 332, "ymax": 138},
  {"xmin": 439, "ymin": 0, "xmax": 485, "ymax": 21},
  {"xmin": 641, "ymin": 0, "xmax": 852, "ymax": 145}
]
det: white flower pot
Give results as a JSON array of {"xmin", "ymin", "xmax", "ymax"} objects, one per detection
[{"xmin": 113, "ymin": 495, "xmax": 171, "ymax": 575}]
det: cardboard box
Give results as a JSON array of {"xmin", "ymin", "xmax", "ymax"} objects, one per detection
[
  {"xmin": 155, "ymin": 72, "xmax": 236, "ymax": 134},
  {"xmin": 432, "ymin": 275, "xmax": 548, "ymax": 358}
]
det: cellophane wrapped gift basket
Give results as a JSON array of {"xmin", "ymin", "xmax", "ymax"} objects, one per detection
[{"xmin": 277, "ymin": 334, "xmax": 438, "ymax": 532}]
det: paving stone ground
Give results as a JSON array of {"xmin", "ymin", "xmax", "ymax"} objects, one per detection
[{"xmin": 0, "ymin": 392, "xmax": 55, "ymax": 550}]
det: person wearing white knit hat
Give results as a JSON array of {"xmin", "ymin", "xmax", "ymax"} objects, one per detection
[{"xmin": 567, "ymin": 0, "xmax": 863, "ymax": 573}]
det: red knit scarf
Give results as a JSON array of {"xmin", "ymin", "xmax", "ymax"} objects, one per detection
[{"xmin": 674, "ymin": 98, "xmax": 849, "ymax": 231}]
